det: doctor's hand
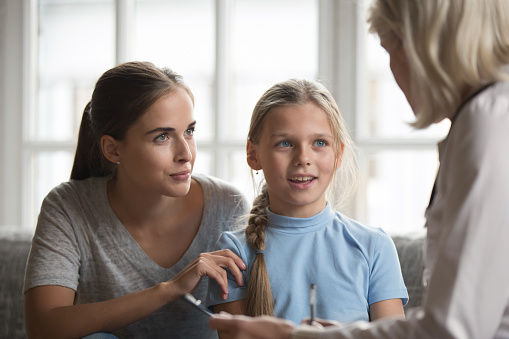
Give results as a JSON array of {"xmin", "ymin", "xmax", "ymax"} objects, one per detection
[
  {"xmin": 209, "ymin": 313, "xmax": 295, "ymax": 339},
  {"xmin": 301, "ymin": 317, "xmax": 340, "ymax": 327}
]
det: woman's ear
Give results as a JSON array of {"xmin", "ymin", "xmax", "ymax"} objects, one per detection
[
  {"xmin": 101, "ymin": 135, "xmax": 121, "ymax": 164},
  {"xmin": 246, "ymin": 140, "xmax": 262, "ymax": 171}
]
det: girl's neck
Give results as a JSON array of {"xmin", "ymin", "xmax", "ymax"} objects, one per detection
[{"xmin": 269, "ymin": 200, "xmax": 327, "ymax": 219}]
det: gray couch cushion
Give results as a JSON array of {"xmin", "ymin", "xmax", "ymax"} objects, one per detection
[
  {"xmin": 392, "ymin": 232, "xmax": 426, "ymax": 310},
  {"xmin": 0, "ymin": 231, "xmax": 31, "ymax": 339}
]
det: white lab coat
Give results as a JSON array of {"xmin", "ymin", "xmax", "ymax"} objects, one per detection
[{"xmin": 293, "ymin": 81, "xmax": 509, "ymax": 339}]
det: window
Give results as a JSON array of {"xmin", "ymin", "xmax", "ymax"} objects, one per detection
[
  {"xmin": 356, "ymin": 6, "xmax": 450, "ymax": 233},
  {"xmin": 1, "ymin": 0, "xmax": 447, "ymax": 235},
  {"xmin": 26, "ymin": 0, "xmax": 318, "ymax": 229}
]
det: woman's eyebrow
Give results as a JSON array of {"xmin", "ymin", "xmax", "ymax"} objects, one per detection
[
  {"xmin": 145, "ymin": 127, "xmax": 175, "ymax": 135},
  {"xmin": 145, "ymin": 121, "xmax": 196, "ymax": 135}
]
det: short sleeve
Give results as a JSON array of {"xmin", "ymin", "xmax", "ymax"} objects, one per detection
[
  {"xmin": 367, "ymin": 229, "xmax": 409, "ymax": 306},
  {"xmin": 23, "ymin": 188, "xmax": 82, "ymax": 293},
  {"xmin": 206, "ymin": 231, "xmax": 249, "ymax": 308}
]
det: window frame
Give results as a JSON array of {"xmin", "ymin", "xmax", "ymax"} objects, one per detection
[{"xmin": 0, "ymin": 0, "xmax": 440, "ymax": 231}]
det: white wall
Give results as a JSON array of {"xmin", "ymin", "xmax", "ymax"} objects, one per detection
[{"xmin": 0, "ymin": 0, "xmax": 24, "ymax": 228}]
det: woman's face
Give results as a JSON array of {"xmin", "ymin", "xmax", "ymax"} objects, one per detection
[
  {"xmin": 116, "ymin": 87, "xmax": 197, "ymax": 198},
  {"xmin": 380, "ymin": 32, "xmax": 418, "ymax": 114}
]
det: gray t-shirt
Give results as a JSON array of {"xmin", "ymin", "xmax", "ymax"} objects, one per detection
[{"xmin": 24, "ymin": 173, "xmax": 249, "ymax": 339}]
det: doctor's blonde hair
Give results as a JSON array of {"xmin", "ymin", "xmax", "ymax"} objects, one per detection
[{"xmin": 368, "ymin": 0, "xmax": 509, "ymax": 129}]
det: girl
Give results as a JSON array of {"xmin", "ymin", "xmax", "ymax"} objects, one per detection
[
  {"xmin": 24, "ymin": 61, "xmax": 248, "ymax": 338},
  {"xmin": 207, "ymin": 79, "xmax": 408, "ymax": 326}
]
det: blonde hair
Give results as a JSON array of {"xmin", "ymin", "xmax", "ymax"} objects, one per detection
[
  {"xmin": 244, "ymin": 79, "xmax": 357, "ymax": 316},
  {"xmin": 368, "ymin": 0, "xmax": 509, "ymax": 129}
]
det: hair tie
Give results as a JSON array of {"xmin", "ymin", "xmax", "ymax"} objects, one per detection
[{"xmin": 255, "ymin": 249, "xmax": 264, "ymax": 255}]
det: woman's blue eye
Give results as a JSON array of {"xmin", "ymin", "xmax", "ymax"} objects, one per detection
[
  {"xmin": 277, "ymin": 140, "xmax": 292, "ymax": 147},
  {"xmin": 314, "ymin": 140, "xmax": 327, "ymax": 147}
]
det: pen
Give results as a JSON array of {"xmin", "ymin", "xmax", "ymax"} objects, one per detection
[
  {"xmin": 309, "ymin": 283, "xmax": 317, "ymax": 324},
  {"xmin": 180, "ymin": 293, "xmax": 214, "ymax": 317}
]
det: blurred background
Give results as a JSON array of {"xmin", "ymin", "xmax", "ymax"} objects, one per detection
[{"xmin": 0, "ymin": 0, "xmax": 449, "ymax": 234}]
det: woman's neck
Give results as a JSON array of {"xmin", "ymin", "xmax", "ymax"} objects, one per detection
[{"xmin": 106, "ymin": 178, "xmax": 195, "ymax": 229}]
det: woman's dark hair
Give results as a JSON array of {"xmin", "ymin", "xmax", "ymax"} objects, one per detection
[{"xmin": 70, "ymin": 61, "xmax": 194, "ymax": 180}]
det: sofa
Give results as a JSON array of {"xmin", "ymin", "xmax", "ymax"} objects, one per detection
[
  {"xmin": 1, "ymin": 229, "xmax": 32, "ymax": 338},
  {"xmin": 0, "ymin": 228, "xmax": 426, "ymax": 338}
]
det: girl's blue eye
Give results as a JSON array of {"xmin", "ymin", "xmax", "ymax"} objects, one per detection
[
  {"xmin": 277, "ymin": 140, "xmax": 292, "ymax": 147},
  {"xmin": 314, "ymin": 140, "xmax": 327, "ymax": 147},
  {"xmin": 184, "ymin": 128, "xmax": 195, "ymax": 136}
]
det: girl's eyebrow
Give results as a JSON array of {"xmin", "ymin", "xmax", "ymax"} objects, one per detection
[
  {"xmin": 270, "ymin": 132, "xmax": 333, "ymax": 139},
  {"xmin": 145, "ymin": 121, "xmax": 196, "ymax": 135},
  {"xmin": 270, "ymin": 132, "xmax": 291, "ymax": 138}
]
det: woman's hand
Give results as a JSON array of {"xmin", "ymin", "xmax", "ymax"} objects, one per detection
[
  {"xmin": 24, "ymin": 250, "xmax": 246, "ymax": 338},
  {"xmin": 167, "ymin": 249, "xmax": 246, "ymax": 301},
  {"xmin": 209, "ymin": 313, "xmax": 295, "ymax": 339}
]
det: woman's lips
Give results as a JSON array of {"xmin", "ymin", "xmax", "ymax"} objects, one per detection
[{"xmin": 170, "ymin": 171, "xmax": 191, "ymax": 181}]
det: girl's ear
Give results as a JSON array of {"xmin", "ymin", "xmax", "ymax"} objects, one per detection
[
  {"xmin": 336, "ymin": 142, "xmax": 345, "ymax": 168},
  {"xmin": 246, "ymin": 140, "xmax": 262, "ymax": 171},
  {"xmin": 101, "ymin": 135, "xmax": 121, "ymax": 164}
]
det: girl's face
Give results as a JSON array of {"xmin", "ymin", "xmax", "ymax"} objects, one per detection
[
  {"xmin": 247, "ymin": 102, "xmax": 340, "ymax": 218},
  {"xmin": 116, "ymin": 88, "xmax": 197, "ymax": 198}
]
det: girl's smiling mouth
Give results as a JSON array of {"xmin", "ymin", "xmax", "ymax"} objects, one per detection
[{"xmin": 287, "ymin": 175, "xmax": 317, "ymax": 188}]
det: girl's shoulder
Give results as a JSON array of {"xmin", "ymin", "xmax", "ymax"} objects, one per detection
[
  {"xmin": 333, "ymin": 211, "xmax": 392, "ymax": 245},
  {"xmin": 219, "ymin": 228, "xmax": 247, "ymax": 245},
  {"xmin": 214, "ymin": 229, "xmax": 250, "ymax": 260},
  {"xmin": 333, "ymin": 212, "xmax": 398, "ymax": 264}
]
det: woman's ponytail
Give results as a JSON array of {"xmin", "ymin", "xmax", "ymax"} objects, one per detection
[
  {"xmin": 70, "ymin": 102, "xmax": 109, "ymax": 180},
  {"xmin": 245, "ymin": 185, "xmax": 274, "ymax": 316}
]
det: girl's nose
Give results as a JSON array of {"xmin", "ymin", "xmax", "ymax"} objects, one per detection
[{"xmin": 294, "ymin": 146, "xmax": 311, "ymax": 166}]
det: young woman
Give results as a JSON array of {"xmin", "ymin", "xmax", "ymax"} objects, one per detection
[
  {"xmin": 209, "ymin": 0, "xmax": 509, "ymax": 338},
  {"xmin": 207, "ymin": 79, "xmax": 408, "ymax": 327},
  {"xmin": 24, "ymin": 61, "xmax": 248, "ymax": 338}
]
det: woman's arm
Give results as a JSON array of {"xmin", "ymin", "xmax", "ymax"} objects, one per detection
[{"xmin": 25, "ymin": 250, "xmax": 245, "ymax": 339}]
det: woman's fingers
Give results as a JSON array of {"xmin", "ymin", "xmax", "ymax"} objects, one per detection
[
  {"xmin": 212, "ymin": 249, "xmax": 247, "ymax": 270},
  {"xmin": 170, "ymin": 250, "xmax": 246, "ymax": 300},
  {"xmin": 201, "ymin": 250, "xmax": 246, "ymax": 287}
]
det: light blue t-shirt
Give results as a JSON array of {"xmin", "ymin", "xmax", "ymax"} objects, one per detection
[{"xmin": 207, "ymin": 204, "xmax": 408, "ymax": 324}]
